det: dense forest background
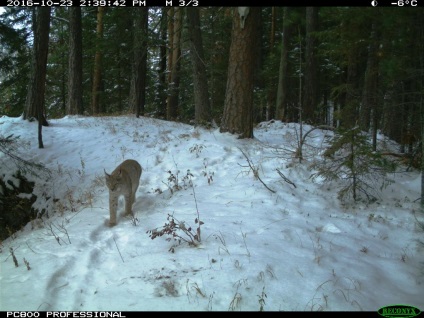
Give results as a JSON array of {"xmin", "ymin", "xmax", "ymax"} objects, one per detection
[{"xmin": 0, "ymin": 6, "xmax": 423, "ymax": 165}]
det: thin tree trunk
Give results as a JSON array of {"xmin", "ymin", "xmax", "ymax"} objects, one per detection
[
  {"xmin": 186, "ymin": 7, "xmax": 211, "ymax": 125},
  {"xmin": 361, "ymin": 23, "xmax": 380, "ymax": 151},
  {"xmin": 67, "ymin": 7, "xmax": 83, "ymax": 115},
  {"xmin": 418, "ymin": 16, "xmax": 424, "ymax": 208},
  {"xmin": 157, "ymin": 8, "xmax": 168, "ymax": 118},
  {"xmin": 266, "ymin": 7, "xmax": 276, "ymax": 121},
  {"xmin": 130, "ymin": 8, "xmax": 148, "ymax": 118},
  {"xmin": 92, "ymin": 7, "xmax": 104, "ymax": 115},
  {"xmin": 166, "ymin": 8, "xmax": 182, "ymax": 121},
  {"xmin": 270, "ymin": 7, "xmax": 276, "ymax": 49},
  {"xmin": 275, "ymin": 7, "xmax": 293, "ymax": 121},
  {"xmin": 303, "ymin": 7, "xmax": 318, "ymax": 123},
  {"xmin": 421, "ymin": 90, "xmax": 424, "ymax": 208}
]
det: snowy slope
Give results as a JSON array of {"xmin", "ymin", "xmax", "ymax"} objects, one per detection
[{"xmin": 0, "ymin": 115, "xmax": 423, "ymax": 311}]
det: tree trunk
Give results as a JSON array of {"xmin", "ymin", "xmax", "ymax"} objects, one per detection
[
  {"xmin": 166, "ymin": 7, "xmax": 182, "ymax": 121},
  {"xmin": 419, "ymin": 17, "xmax": 424, "ymax": 209},
  {"xmin": 265, "ymin": 7, "xmax": 277, "ymax": 121},
  {"xmin": 186, "ymin": 7, "xmax": 211, "ymax": 125},
  {"xmin": 156, "ymin": 8, "xmax": 168, "ymax": 118},
  {"xmin": 269, "ymin": 7, "xmax": 276, "ymax": 49},
  {"xmin": 275, "ymin": 7, "xmax": 293, "ymax": 121},
  {"xmin": 92, "ymin": 7, "xmax": 104, "ymax": 115},
  {"xmin": 303, "ymin": 7, "xmax": 319, "ymax": 123},
  {"xmin": 342, "ymin": 43, "xmax": 362, "ymax": 129},
  {"xmin": 67, "ymin": 7, "xmax": 83, "ymax": 115},
  {"xmin": 130, "ymin": 8, "xmax": 148, "ymax": 118},
  {"xmin": 24, "ymin": 7, "xmax": 50, "ymax": 149},
  {"xmin": 421, "ymin": 91, "xmax": 424, "ymax": 208},
  {"xmin": 220, "ymin": 7, "xmax": 259, "ymax": 139},
  {"xmin": 24, "ymin": 7, "xmax": 50, "ymax": 125},
  {"xmin": 361, "ymin": 23, "xmax": 380, "ymax": 151}
]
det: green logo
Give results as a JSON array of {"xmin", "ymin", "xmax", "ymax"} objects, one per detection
[{"xmin": 378, "ymin": 305, "xmax": 421, "ymax": 318}]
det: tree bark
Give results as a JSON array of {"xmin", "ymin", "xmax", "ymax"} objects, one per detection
[
  {"xmin": 156, "ymin": 8, "xmax": 168, "ymax": 118},
  {"xmin": 265, "ymin": 7, "xmax": 277, "ymax": 121},
  {"xmin": 361, "ymin": 23, "xmax": 380, "ymax": 151},
  {"xmin": 275, "ymin": 7, "xmax": 293, "ymax": 121},
  {"xmin": 220, "ymin": 7, "xmax": 259, "ymax": 139},
  {"xmin": 130, "ymin": 8, "xmax": 148, "ymax": 118},
  {"xmin": 24, "ymin": 7, "xmax": 51, "ymax": 149},
  {"xmin": 166, "ymin": 7, "xmax": 182, "ymax": 121},
  {"xmin": 67, "ymin": 7, "xmax": 83, "ymax": 115},
  {"xmin": 24, "ymin": 7, "xmax": 50, "ymax": 127},
  {"xmin": 186, "ymin": 7, "xmax": 211, "ymax": 125},
  {"xmin": 303, "ymin": 7, "xmax": 319, "ymax": 123},
  {"xmin": 92, "ymin": 7, "xmax": 104, "ymax": 115}
]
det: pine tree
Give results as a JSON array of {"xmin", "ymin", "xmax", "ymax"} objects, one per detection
[
  {"xmin": 186, "ymin": 7, "xmax": 211, "ymax": 126},
  {"xmin": 130, "ymin": 8, "xmax": 148, "ymax": 118},
  {"xmin": 92, "ymin": 7, "xmax": 105, "ymax": 115},
  {"xmin": 312, "ymin": 126, "xmax": 396, "ymax": 202},
  {"xmin": 220, "ymin": 7, "xmax": 259, "ymax": 139},
  {"xmin": 67, "ymin": 7, "xmax": 83, "ymax": 115}
]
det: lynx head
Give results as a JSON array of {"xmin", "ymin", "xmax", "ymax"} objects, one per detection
[{"xmin": 104, "ymin": 169, "xmax": 123, "ymax": 192}]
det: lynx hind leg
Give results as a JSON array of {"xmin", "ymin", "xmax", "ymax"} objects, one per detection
[
  {"xmin": 131, "ymin": 188, "xmax": 136, "ymax": 205},
  {"xmin": 132, "ymin": 186, "xmax": 138, "ymax": 204},
  {"xmin": 134, "ymin": 176, "xmax": 140, "ymax": 200},
  {"xmin": 124, "ymin": 194, "xmax": 134, "ymax": 216}
]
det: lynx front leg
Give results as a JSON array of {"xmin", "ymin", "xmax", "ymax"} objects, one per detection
[{"xmin": 109, "ymin": 195, "xmax": 118, "ymax": 226}]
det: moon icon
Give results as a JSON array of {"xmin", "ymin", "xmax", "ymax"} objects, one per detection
[{"xmin": 371, "ymin": 0, "xmax": 378, "ymax": 6}]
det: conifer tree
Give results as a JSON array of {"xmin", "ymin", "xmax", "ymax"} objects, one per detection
[{"xmin": 312, "ymin": 126, "xmax": 396, "ymax": 202}]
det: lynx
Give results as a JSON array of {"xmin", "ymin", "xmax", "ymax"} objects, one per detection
[{"xmin": 104, "ymin": 159, "xmax": 142, "ymax": 226}]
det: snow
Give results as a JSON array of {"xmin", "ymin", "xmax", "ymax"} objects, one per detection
[{"xmin": 0, "ymin": 115, "xmax": 423, "ymax": 312}]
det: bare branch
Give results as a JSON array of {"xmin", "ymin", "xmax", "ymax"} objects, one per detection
[
  {"xmin": 239, "ymin": 148, "xmax": 276, "ymax": 193},
  {"xmin": 276, "ymin": 168, "xmax": 297, "ymax": 188}
]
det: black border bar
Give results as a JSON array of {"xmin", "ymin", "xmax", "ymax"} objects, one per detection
[{"xmin": 1, "ymin": 0, "xmax": 421, "ymax": 6}]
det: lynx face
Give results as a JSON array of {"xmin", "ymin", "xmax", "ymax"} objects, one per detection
[
  {"xmin": 105, "ymin": 174, "xmax": 123, "ymax": 192},
  {"xmin": 104, "ymin": 159, "xmax": 142, "ymax": 226}
]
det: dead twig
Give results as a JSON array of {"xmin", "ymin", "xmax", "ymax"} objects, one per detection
[
  {"xmin": 113, "ymin": 236, "xmax": 125, "ymax": 263},
  {"xmin": 239, "ymin": 148, "xmax": 276, "ymax": 193},
  {"xmin": 276, "ymin": 168, "xmax": 297, "ymax": 188}
]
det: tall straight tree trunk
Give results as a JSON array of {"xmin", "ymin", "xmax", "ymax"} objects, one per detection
[
  {"xmin": 156, "ymin": 8, "xmax": 167, "ymax": 118},
  {"xmin": 418, "ymin": 15, "xmax": 424, "ymax": 208},
  {"xmin": 166, "ymin": 7, "xmax": 182, "ymax": 121},
  {"xmin": 24, "ymin": 7, "xmax": 51, "ymax": 149},
  {"xmin": 265, "ymin": 7, "xmax": 276, "ymax": 121},
  {"xmin": 67, "ymin": 7, "xmax": 83, "ymax": 115},
  {"xmin": 269, "ymin": 7, "xmax": 276, "ymax": 49},
  {"xmin": 130, "ymin": 8, "xmax": 148, "ymax": 118},
  {"xmin": 56, "ymin": 11, "xmax": 67, "ymax": 114},
  {"xmin": 275, "ymin": 7, "xmax": 293, "ymax": 121},
  {"xmin": 220, "ymin": 7, "xmax": 259, "ymax": 139},
  {"xmin": 24, "ymin": 7, "xmax": 50, "ymax": 124},
  {"xmin": 361, "ymin": 23, "xmax": 380, "ymax": 150},
  {"xmin": 186, "ymin": 7, "xmax": 211, "ymax": 125},
  {"xmin": 342, "ymin": 36, "xmax": 361, "ymax": 129},
  {"xmin": 421, "ymin": 88, "xmax": 424, "ymax": 208},
  {"xmin": 303, "ymin": 7, "xmax": 319, "ymax": 123},
  {"xmin": 92, "ymin": 7, "xmax": 104, "ymax": 115}
]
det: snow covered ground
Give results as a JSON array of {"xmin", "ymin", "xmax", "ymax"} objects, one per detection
[{"xmin": 0, "ymin": 115, "xmax": 423, "ymax": 311}]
